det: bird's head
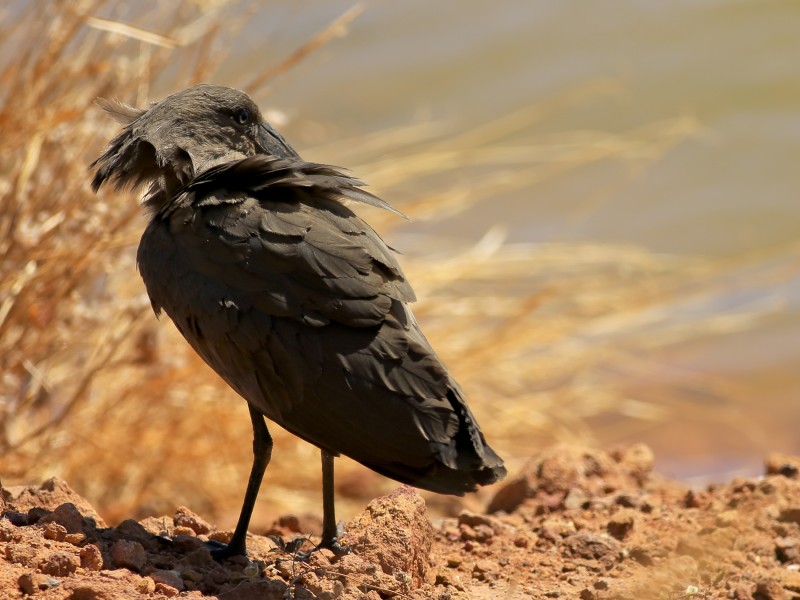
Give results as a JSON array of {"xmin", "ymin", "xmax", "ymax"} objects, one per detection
[{"xmin": 90, "ymin": 83, "xmax": 298, "ymax": 197}]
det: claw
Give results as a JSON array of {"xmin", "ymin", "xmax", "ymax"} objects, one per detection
[
  {"xmin": 295, "ymin": 536, "xmax": 351, "ymax": 561},
  {"xmin": 206, "ymin": 539, "xmax": 247, "ymax": 561}
]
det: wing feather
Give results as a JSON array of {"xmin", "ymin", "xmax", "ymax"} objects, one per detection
[{"xmin": 159, "ymin": 156, "xmax": 413, "ymax": 328}]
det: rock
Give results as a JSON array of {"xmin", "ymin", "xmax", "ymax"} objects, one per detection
[
  {"xmin": 782, "ymin": 569, "xmax": 800, "ymax": 593},
  {"xmin": 472, "ymin": 559, "xmax": 498, "ymax": 581},
  {"xmin": 615, "ymin": 493, "xmax": 640, "ymax": 508},
  {"xmin": 6, "ymin": 543, "xmax": 38, "ymax": 567},
  {"xmin": 39, "ymin": 503, "xmax": 87, "ymax": 534},
  {"xmin": 2, "ymin": 511, "xmax": 28, "ymax": 526},
  {"xmin": 110, "ymin": 539, "xmax": 147, "ymax": 571},
  {"xmin": 343, "ymin": 486, "xmax": 433, "ymax": 588},
  {"xmin": 243, "ymin": 531, "xmax": 280, "ymax": 558},
  {"xmin": 102, "ymin": 569, "xmax": 129, "ymax": 580},
  {"xmin": 65, "ymin": 532, "xmax": 87, "ymax": 546},
  {"xmin": 184, "ymin": 547, "xmax": 214, "ymax": 569},
  {"xmin": 277, "ymin": 514, "xmax": 301, "ymax": 532},
  {"xmin": 80, "ymin": 544, "xmax": 104, "ymax": 571},
  {"xmin": 114, "ymin": 518, "xmax": 155, "ymax": 546},
  {"xmin": 27, "ymin": 507, "xmax": 50, "ymax": 524},
  {"xmin": 208, "ymin": 530, "xmax": 232, "ymax": 544},
  {"xmin": 562, "ymin": 532, "xmax": 622, "ymax": 571},
  {"xmin": 540, "ymin": 517, "xmax": 576, "ymax": 542},
  {"xmin": 137, "ymin": 576, "xmax": 156, "ymax": 594},
  {"xmin": 154, "ymin": 582, "xmax": 180, "ymax": 597},
  {"xmin": 489, "ymin": 444, "xmax": 653, "ymax": 514},
  {"xmin": 70, "ymin": 582, "xmax": 121, "ymax": 600},
  {"xmin": 732, "ymin": 583, "xmax": 756, "ymax": 600},
  {"xmin": 629, "ymin": 546, "xmax": 655, "ymax": 566},
  {"xmin": 755, "ymin": 580, "xmax": 786, "ymax": 600},
  {"xmin": 684, "ymin": 490, "xmax": 711, "ymax": 509},
  {"xmin": 174, "ymin": 506, "xmax": 211, "ymax": 535},
  {"xmin": 138, "ymin": 516, "xmax": 172, "ymax": 537},
  {"xmin": 458, "ymin": 522, "xmax": 494, "ymax": 544},
  {"xmin": 18, "ymin": 572, "xmax": 61, "ymax": 594},
  {"xmin": 487, "ymin": 476, "xmax": 529, "ymax": 514},
  {"xmin": 181, "ymin": 567, "xmax": 203, "ymax": 583},
  {"xmin": 607, "ymin": 508, "xmax": 637, "ymax": 540},
  {"xmin": 538, "ymin": 445, "xmax": 603, "ymax": 494},
  {"xmin": 613, "ymin": 443, "xmax": 654, "ymax": 484},
  {"xmin": 4, "ymin": 478, "xmax": 105, "ymax": 526},
  {"xmin": 780, "ymin": 508, "xmax": 800, "ymax": 525},
  {"xmin": 564, "ymin": 487, "xmax": 589, "ymax": 510},
  {"xmin": 457, "ymin": 511, "xmax": 495, "ymax": 529},
  {"xmin": 42, "ymin": 521, "xmax": 67, "ymax": 541},
  {"xmin": 776, "ymin": 537, "xmax": 799, "ymax": 563},
  {"xmin": 40, "ymin": 550, "xmax": 80, "ymax": 576},
  {"xmin": 150, "ymin": 569, "xmax": 185, "ymax": 591},
  {"xmin": 172, "ymin": 534, "xmax": 204, "ymax": 553},
  {"xmin": 333, "ymin": 552, "xmax": 369, "ymax": 577},
  {"xmin": 0, "ymin": 518, "xmax": 19, "ymax": 542},
  {"xmin": 766, "ymin": 453, "xmax": 800, "ymax": 478}
]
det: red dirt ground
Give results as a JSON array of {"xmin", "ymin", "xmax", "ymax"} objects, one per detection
[{"xmin": 2, "ymin": 444, "xmax": 800, "ymax": 599}]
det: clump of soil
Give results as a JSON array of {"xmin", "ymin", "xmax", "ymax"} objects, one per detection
[{"xmin": 2, "ymin": 445, "xmax": 800, "ymax": 599}]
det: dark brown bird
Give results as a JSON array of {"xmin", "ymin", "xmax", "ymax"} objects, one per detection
[{"xmin": 90, "ymin": 84, "xmax": 506, "ymax": 558}]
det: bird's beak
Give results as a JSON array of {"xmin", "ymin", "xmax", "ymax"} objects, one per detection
[{"xmin": 256, "ymin": 123, "xmax": 300, "ymax": 159}]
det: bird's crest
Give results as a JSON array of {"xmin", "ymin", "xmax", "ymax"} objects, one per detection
[{"xmin": 95, "ymin": 98, "xmax": 146, "ymax": 126}]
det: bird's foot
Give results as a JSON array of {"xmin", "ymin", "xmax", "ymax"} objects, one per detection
[
  {"xmin": 316, "ymin": 520, "xmax": 350, "ymax": 559},
  {"xmin": 295, "ymin": 529, "xmax": 351, "ymax": 561},
  {"xmin": 322, "ymin": 539, "xmax": 351, "ymax": 558},
  {"xmin": 205, "ymin": 539, "xmax": 247, "ymax": 562}
]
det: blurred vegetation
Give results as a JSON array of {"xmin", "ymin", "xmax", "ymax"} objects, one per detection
[{"xmin": 1, "ymin": 0, "xmax": 770, "ymax": 528}]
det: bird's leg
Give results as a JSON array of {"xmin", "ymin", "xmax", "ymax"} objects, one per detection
[
  {"xmin": 319, "ymin": 450, "xmax": 349, "ymax": 556},
  {"xmin": 291, "ymin": 451, "xmax": 349, "ymax": 561},
  {"xmin": 210, "ymin": 404, "xmax": 272, "ymax": 561}
]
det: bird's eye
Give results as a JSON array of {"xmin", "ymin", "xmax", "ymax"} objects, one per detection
[{"xmin": 235, "ymin": 108, "xmax": 250, "ymax": 125}]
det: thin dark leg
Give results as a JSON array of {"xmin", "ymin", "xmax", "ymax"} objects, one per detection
[
  {"xmin": 211, "ymin": 404, "xmax": 272, "ymax": 560},
  {"xmin": 320, "ymin": 450, "xmax": 337, "ymax": 547},
  {"xmin": 319, "ymin": 450, "xmax": 349, "ymax": 555}
]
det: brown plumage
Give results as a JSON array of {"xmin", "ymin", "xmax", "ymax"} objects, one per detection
[{"xmin": 90, "ymin": 84, "xmax": 506, "ymax": 558}]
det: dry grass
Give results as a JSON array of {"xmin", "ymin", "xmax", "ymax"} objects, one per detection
[{"xmin": 0, "ymin": 1, "xmax": 782, "ymax": 528}]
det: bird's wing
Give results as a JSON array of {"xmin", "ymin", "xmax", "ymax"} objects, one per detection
[
  {"xmin": 137, "ymin": 155, "xmax": 506, "ymax": 491},
  {"xmin": 138, "ymin": 154, "xmax": 450, "ymax": 424},
  {"xmin": 156, "ymin": 155, "xmax": 416, "ymax": 328}
]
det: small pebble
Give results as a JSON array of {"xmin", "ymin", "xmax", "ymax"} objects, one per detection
[
  {"xmin": 151, "ymin": 569, "xmax": 185, "ymax": 591},
  {"xmin": 174, "ymin": 506, "xmax": 212, "ymax": 535},
  {"xmin": 65, "ymin": 532, "xmax": 87, "ymax": 546},
  {"xmin": 111, "ymin": 539, "xmax": 147, "ymax": 571},
  {"xmin": 41, "ymin": 551, "xmax": 80, "ymax": 577},
  {"xmin": 18, "ymin": 573, "xmax": 61, "ymax": 594},
  {"xmin": 154, "ymin": 582, "xmax": 179, "ymax": 597},
  {"xmin": 80, "ymin": 544, "xmax": 104, "ymax": 571},
  {"xmin": 42, "ymin": 522, "xmax": 67, "ymax": 542}
]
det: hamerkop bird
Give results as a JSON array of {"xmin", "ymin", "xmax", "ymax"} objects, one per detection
[{"xmin": 90, "ymin": 84, "xmax": 506, "ymax": 558}]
